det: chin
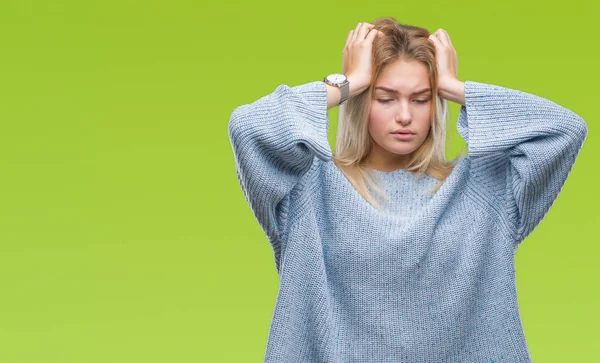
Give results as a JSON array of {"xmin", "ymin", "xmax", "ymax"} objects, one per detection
[{"xmin": 385, "ymin": 146, "xmax": 417, "ymax": 155}]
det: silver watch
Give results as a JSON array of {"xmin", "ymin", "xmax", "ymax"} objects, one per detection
[{"xmin": 323, "ymin": 73, "xmax": 350, "ymax": 106}]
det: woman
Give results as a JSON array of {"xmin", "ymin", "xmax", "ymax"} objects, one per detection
[{"xmin": 227, "ymin": 17, "xmax": 587, "ymax": 362}]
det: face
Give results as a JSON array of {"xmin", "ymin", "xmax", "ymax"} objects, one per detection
[{"xmin": 366, "ymin": 59, "xmax": 433, "ymax": 171}]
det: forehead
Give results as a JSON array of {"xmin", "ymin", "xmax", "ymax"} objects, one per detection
[{"xmin": 374, "ymin": 59, "xmax": 430, "ymax": 94}]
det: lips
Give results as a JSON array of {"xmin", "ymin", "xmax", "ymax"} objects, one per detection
[{"xmin": 392, "ymin": 130, "xmax": 414, "ymax": 135}]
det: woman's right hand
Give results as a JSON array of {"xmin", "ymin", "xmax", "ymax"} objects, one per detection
[{"xmin": 342, "ymin": 22, "xmax": 384, "ymax": 97}]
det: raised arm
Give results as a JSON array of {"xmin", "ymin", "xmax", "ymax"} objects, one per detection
[
  {"xmin": 228, "ymin": 20, "xmax": 385, "ymax": 269},
  {"xmin": 456, "ymin": 80, "xmax": 588, "ymax": 247},
  {"xmin": 227, "ymin": 81, "xmax": 333, "ymax": 270}
]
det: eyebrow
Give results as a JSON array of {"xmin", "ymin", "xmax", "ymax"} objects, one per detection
[{"xmin": 374, "ymin": 86, "xmax": 431, "ymax": 95}]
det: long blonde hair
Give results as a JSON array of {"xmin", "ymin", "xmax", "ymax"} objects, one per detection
[{"xmin": 333, "ymin": 17, "xmax": 466, "ymax": 211}]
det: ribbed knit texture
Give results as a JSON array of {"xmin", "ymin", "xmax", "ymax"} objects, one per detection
[{"xmin": 227, "ymin": 80, "xmax": 588, "ymax": 362}]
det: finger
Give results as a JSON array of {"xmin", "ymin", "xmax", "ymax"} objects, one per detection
[
  {"xmin": 431, "ymin": 33, "xmax": 445, "ymax": 50},
  {"xmin": 356, "ymin": 22, "xmax": 370, "ymax": 43},
  {"xmin": 438, "ymin": 29, "xmax": 454, "ymax": 48},
  {"xmin": 434, "ymin": 29, "xmax": 450, "ymax": 48},
  {"xmin": 428, "ymin": 34, "xmax": 439, "ymax": 47},
  {"xmin": 350, "ymin": 22, "xmax": 363, "ymax": 43},
  {"xmin": 366, "ymin": 28, "xmax": 380, "ymax": 42},
  {"xmin": 365, "ymin": 23, "xmax": 384, "ymax": 38},
  {"xmin": 345, "ymin": 30, "xmax": 353, "ymax": 48},
  {"xmin": 358, "ymin": 22, "xmax": 372, "ymax": 42}
]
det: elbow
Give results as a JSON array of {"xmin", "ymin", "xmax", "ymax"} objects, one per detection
[
  {"xmin": 574, "ymin": 113, "xmax": 588, "ymax": 140},
  {"xmin": 555, "ymin": 107, "xmax": 588, "ymax": 145},
  {"xmin": 555, "ymin": 111, "xmax": 588, "ymax": 168},
  {"xmin": 567, "ymin": 112, "xmax": 588, "ymax": 148},
  {"xmin": 227, "ymin": 105, "xmax": 249, "ymax": 143}
]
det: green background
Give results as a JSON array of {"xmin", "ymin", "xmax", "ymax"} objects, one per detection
[{"xmin": 0, "ymin": 1, "xmax": 597, "ymax": 362}]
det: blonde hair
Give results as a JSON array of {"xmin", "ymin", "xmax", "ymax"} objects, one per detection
[{"xmin": 333, "ymin": 17, "xmax": 466, "ymax": 211}]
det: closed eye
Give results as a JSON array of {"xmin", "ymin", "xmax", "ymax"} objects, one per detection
[{"xmin": 377, "ymin": 99, "xmax": 429, "ymax": 104}]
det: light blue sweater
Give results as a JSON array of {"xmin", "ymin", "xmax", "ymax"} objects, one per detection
[{"xmin": 227, "ymin": 79, "xmax": 588, "ymax": 362}]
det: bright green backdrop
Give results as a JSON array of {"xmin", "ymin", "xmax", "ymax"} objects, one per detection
[{"xmin": 0, "ymin": 1, "xmax": 597, "ymax": 362}]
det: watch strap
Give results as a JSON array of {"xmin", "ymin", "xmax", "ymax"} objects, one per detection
[
  {"xmin": 323, "ymin": 74, "xmax": 350, "ymax": 106},
  {"xmin": 339, "ymin": 79, "xmax": 349, "ymax": 105}
]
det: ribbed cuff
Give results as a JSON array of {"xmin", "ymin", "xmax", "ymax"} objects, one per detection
[
  {"xmin": 287, "ymin": 80, "xmax": 332, "ymax": 161},
  {"xmin": 457, "ymin": 80, "xmax": 587, "ymax": 158}
]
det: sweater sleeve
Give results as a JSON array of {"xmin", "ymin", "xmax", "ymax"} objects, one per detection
[
  {"xmin": 457, "ymin": 80, "xmax": 588, "ymax": 247},
  {"xmin": 227, "ymin": 81, "xmax": 332, "ymax": 264}
]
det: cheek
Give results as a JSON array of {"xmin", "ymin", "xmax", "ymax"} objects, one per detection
[
  {"xmin": 368, "ymin": 106, "xmax": 388, "ymax": 134},
  {"xmin": 369, "ymin": 103, "xmax": 386, "ymax": 119}
]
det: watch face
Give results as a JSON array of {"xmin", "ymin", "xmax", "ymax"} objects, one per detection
[{"xmin": 328, "ymin": 74, "xmax": 346, "ymax": 83}]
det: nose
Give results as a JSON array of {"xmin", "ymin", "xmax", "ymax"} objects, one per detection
[{"xmin": 395, "ymin": 101, "xmax": 412, "ymax": 125}]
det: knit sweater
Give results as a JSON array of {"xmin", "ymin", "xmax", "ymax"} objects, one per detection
[{"xmin": 227, "ymin": 79, "xmax": 588, "ymax": 362}]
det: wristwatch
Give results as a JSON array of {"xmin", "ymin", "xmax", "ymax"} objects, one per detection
[{"xmin": 323, "ymin": 73, "xmax": 350, "ymax": 106}]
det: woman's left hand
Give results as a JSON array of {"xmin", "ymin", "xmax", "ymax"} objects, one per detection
[{"xmin": 428, "ymin": 29, "xmax": 460, "ymax": 97}]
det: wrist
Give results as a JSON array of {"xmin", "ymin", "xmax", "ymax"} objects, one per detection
[
  {"xmin": 439, "ymin": 78, "xmax": 465, "ymax": 106},
  {"xmin": 346, "ymin": 74, "xmax": 370, "ymax": 98}
]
